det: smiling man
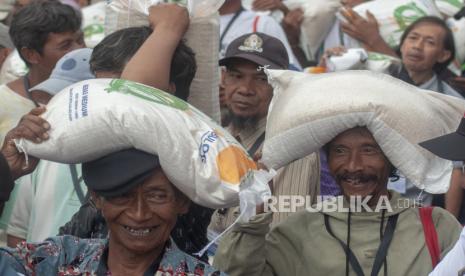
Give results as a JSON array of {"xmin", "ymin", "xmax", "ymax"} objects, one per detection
[{"xmin": 214, "ymin": 126, "xmax": 462, "ymax": 276}]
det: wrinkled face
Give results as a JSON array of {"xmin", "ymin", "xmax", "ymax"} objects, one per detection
[
  {"xmin": 400, "ymin": 22, "xmax": 451, "ymax": 74},
  {"xmin": 36, "ymin": 30, "xmax": 85, "ymax": 76},
  {"xmin": 223, "ymin": 59, "xmax": 273, "ymax": 120},
  {"xmin": 94, "ymin": 167, "xmax": 189, "ymax": 256},
  {"xmin": 327, "ymin": 127, "xmax": 391, "ymax": 202}
]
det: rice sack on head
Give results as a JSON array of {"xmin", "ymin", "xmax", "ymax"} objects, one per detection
[
  {"xmin": 263, "ymin": 70, "xmax": 465, "ymax": 194},
  {"xmin": 16, "ymin": 78, "xmax": 261, "ymax": 209}
]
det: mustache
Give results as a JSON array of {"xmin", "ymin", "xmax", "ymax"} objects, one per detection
[{"xmin": 335, "ymin": 172, "xmax": 378, "ymax": 184}]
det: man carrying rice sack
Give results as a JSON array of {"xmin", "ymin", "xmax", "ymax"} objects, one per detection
[
  {"xmin": 209, "ymin": 32, "xmax": 320, "ymax": 242},
  {"xmin": 0, "ymin": 5, "xmax": 247, "ymax": 273},
  {"xmin": 214, "ymin": 70, "xmax": 464, "ymax": 275}
]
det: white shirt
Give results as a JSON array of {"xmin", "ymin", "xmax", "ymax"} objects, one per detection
[
  {"xmin": 220, "ymin": 10, "xmax": 301, "ymax": 69},
  {"xmin": 430, "ymin": 227, "xmax": 465, "ymax": 276}
]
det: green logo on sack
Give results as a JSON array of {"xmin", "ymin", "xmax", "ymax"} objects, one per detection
[
  {"xmin": 385, "ymin": 2, "xmax": 428, "ymax": 46},
  {"xmin": 437, "ymin": 0, "xmax": 463, "ymax": 9},
  {"xmin": 105, "ymin": 79, "xmax": 189, "ymax": 110},
  {"xmin": 394, "ymin": 2, "xmax": 427, "ymax": 30},
  {"xmin": 84, "ymin": 24, "xmax": 104, "ymax": 38},
  {"xmin": 164, "ymin": 0, "xmax": 187, "ymax": 5}
]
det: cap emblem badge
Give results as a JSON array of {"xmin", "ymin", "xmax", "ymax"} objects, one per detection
[{"xmin": 238, "ymin": 34, "xmax": 263, "ymax": 53}]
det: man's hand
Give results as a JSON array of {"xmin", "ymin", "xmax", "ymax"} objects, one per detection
[
  {"xmin": 282, "ymin": 8, "xmax": 304, "ymax": 46},
  {"xmin": 318, "ymin": 46, "xmax": 348, "ymax": 67},
  {"xmin": 339, "ymin": 6, "xmax": 398, "ymax": 57},
  {"xmin": 148, "ymin": 3, "xmax": 189, "ymax": 35},
  {"xmin": 340, "ymin": 7, "xmax": 381, "ymax": 49},
  {"xmin": 1, "ymin": 107, "xmax": 49, "ymax": 180},
  {"xmin": 252, "ymin": 0, "xmax": 288, "ymax": 13}
]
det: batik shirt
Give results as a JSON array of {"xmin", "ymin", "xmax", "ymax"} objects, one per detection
[{"xmin": 0, "ymin": 235, "xmax": 225, "ymax": 276}]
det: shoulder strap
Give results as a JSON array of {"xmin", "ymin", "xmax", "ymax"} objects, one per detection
[
  {"xmin": 23, "ymin": 74, "xmax": 39, "ymax": 107},
  {"xmin": 220, "ymin": 7, "xmax": 244, "ymax": 46},
  {"xmin": 419, "ymin": 206, "xmax": 441, "ymax": 268},
  {"xmin": 69, "ymin": 164, "xmax": 87, "ymax": 204},
  {"xmin": 252, "ymin": 15, "xmax": 260, "ymax": 33},
  {"xmin": 437, "ymin": 79, "xmax": 445, "ymax": 94},
  {"xmin": 247, "ymin": 132, "xmax": 265, "ymax": 157},
  {"xmin": 324, "ymin": 214, "xmax": 365, "ymax": 276}
]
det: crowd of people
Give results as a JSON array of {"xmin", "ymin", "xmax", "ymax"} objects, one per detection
[{"xmin": 0, "ymin": 0, "xmax": 465, "ymax": 275}]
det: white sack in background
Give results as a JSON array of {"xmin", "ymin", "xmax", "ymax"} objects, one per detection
[
  {"xmin": 286, "ymin": 0, "xmax": 341, "ymax": 60},
  {"xmin": 435, "ymin": 0, "xmax": 464, "ymax": 17},
  {"xmin": 339, "ymin": 0, "xmax": 441, "ymax": 48},
  {"xmin": 0, "ymin": 50, "xmax": 27, "ymax": 85},
  {"xmin": 263, "ymin": 70, "xmax": 465, "ymax": 194},
  {"xmin": 82, "ymin": 1, "xmax": 106, "ymax": 48},
  {"xmin": 104, "ymin": 0, "xmax": 222, "ymax": 123},
  {"xmin": 16, "ymin": 78, "xmax": 269, "ymax": 209}
]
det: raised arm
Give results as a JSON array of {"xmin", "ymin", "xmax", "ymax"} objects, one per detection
[{"xmin": 121, "ymin": 3, "xmax": 189, "ymax": 91}]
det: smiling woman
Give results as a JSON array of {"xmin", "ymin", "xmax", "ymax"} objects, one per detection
[{"xmin": 0, "ymin": 149, "xmax": 225, "ymax": 276}]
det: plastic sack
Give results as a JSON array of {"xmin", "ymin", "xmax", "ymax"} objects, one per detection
[
  {"xmin": 15, "ymin": 78, "xmax": 272, "ymax": 209},
  {"xmin": 105, "ymin": 0, "xmax": 222, "ymax": 123},
  {"xmin": 263, "ymin": 69, "xmax": 465, "ymax": 194},
  {"xmin": 82, "ymin": 1, "xmax": 106, "ymax": 48},
  {"xmin": 0, "ymin": 50, "xmax": 27, "ymax": 85},
  {"xmin": 326, "ymin": 48, "xmax": 368, "ymax": 72},
  {"xmin": 286, "ymin": 0, "xmax": 341, "ymax": 60},
  {"xmin": 365, "ymin": 52, "xmax": 402, "ymax": 73},
  {"xmin": 338, "ymin": 0, "xmax": 441, "ymax": 48},
  {"xmin": 325, "ymin": 49, "xmax": 401, "ymax": 74},
  {"xmin": 447, "ymin": 17, "xmax": 465, "ymax": 63},
  {"xmin": 435, "ymin": 0, "xmax": 464, "ymax": 17}
]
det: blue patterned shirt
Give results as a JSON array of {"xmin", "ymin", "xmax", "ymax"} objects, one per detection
[{"xmin": 0, "ymin": 235, "xmax": 225, "ymax": 275}]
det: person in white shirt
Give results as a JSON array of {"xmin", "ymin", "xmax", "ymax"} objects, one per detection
[
  {"xmin": 219, "ymin": 0, "xmax": 300, "ymax": 69},
  {"xmin": 421, "ymin": 116, "xmax": 465, "ymax": 276}
]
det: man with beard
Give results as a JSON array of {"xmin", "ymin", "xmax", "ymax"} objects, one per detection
[
  {"xmin": 209, "ymin": 33, "xmax": 320, "ymax": 237},
  {"xmin": 213, "ymin": 126, "xmax": 462, "ymax": 276}
]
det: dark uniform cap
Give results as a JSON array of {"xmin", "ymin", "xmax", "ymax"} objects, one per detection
[
  {"xmin": 419, "ymin": 116, "xmax": 465, "ymax": 161},
  {"xmin": 82, "ymin": 148, "xmax": 160, "ymax": 197},
  {"xmin": 219, "ymin": 32, "xmax": 289, "ymax": 69}
]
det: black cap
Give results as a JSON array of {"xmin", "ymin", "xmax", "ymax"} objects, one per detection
[
  {"xmin": 419, "ymin": 117, "xmax": 465, "ymax": 161},
  {"xmin": 219, "ymin": 32, "xmax": 289, "ymax": 69},
  {"xmin": 82, "ymin": 148, "xmax": 160, "ymax": 197}
]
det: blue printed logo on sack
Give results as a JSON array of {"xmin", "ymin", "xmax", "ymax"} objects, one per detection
[
  {"xmin": 68, "ymin": 84, "xmax": 90, "ymax": 121},
  {"xmin": 199, "ymin": 131, "xmax": 218, "ymax": 163}
]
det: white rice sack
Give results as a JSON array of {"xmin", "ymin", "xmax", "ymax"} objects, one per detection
[
  {"xmin": 263, "ymin": 70, "xmax": 465, "ymax": 193},
  {"xmin": 447, "ymin": 17, "xmax": 465, "ymax": 63},
  {"xmin": 326, "ymin": 48, "xmax": 368, "ymax": 72},
  {"xmin": 435, "ymin": 0, "xmax": 464, "ymax": 17},
  {"xmin": 105, "ymin": 0, "xmax": 222, "ymax": 123},
  {"xmin": 16, "ymin": 78, "xmax": 261, "ymax": 209},
  {"xmin": 82, "ymin": 1, "xmax": 106, "ymax": 48},
  {"xmin": 0, "ymin": 50, "xmax": 27, "ymax": 85},
  {"xmin": 285, "ymin": 0, "xmax": 341, "ymax": 60},
  {"xmin": 365, "ymin": 52, "xmax": 402, "ymax": 73},
  {"xmin": 339, "ymin": 0, "xmax": 441, "ymax": 48}
]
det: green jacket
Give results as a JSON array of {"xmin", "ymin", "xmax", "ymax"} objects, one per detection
[{"xmin": 214, "ymin": 192, "xmax": 461, "ymax": 276}]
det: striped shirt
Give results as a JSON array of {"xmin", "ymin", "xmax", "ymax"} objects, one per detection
[{"xmin": 209, "ymin": 119, "xmax": 320, "ymax": 233}]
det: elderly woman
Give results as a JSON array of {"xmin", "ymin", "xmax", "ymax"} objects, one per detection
[{"xmin": 0, "ymin": 148, "xmax": 224, "ymax": 275}]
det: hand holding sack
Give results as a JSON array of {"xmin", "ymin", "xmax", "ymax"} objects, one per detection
[
  {"xmin": 263, "ymin": 69, "xmax": 465, "ymax": 194},
  {"xmin": 339, "ymin": 0, "xmax": 441, "ymax": 48},
  {"xmin": 105, "ymin": 0, "xmax": 222, "ymax": 123},
  {"xmin": 15, "ymin": 79, "xmax": 271, "ymax": 210}
]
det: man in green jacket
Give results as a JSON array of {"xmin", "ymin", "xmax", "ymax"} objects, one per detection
[{"xmin": 214, "ymin": 126, "xmax": 461, "ymax": 276}]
